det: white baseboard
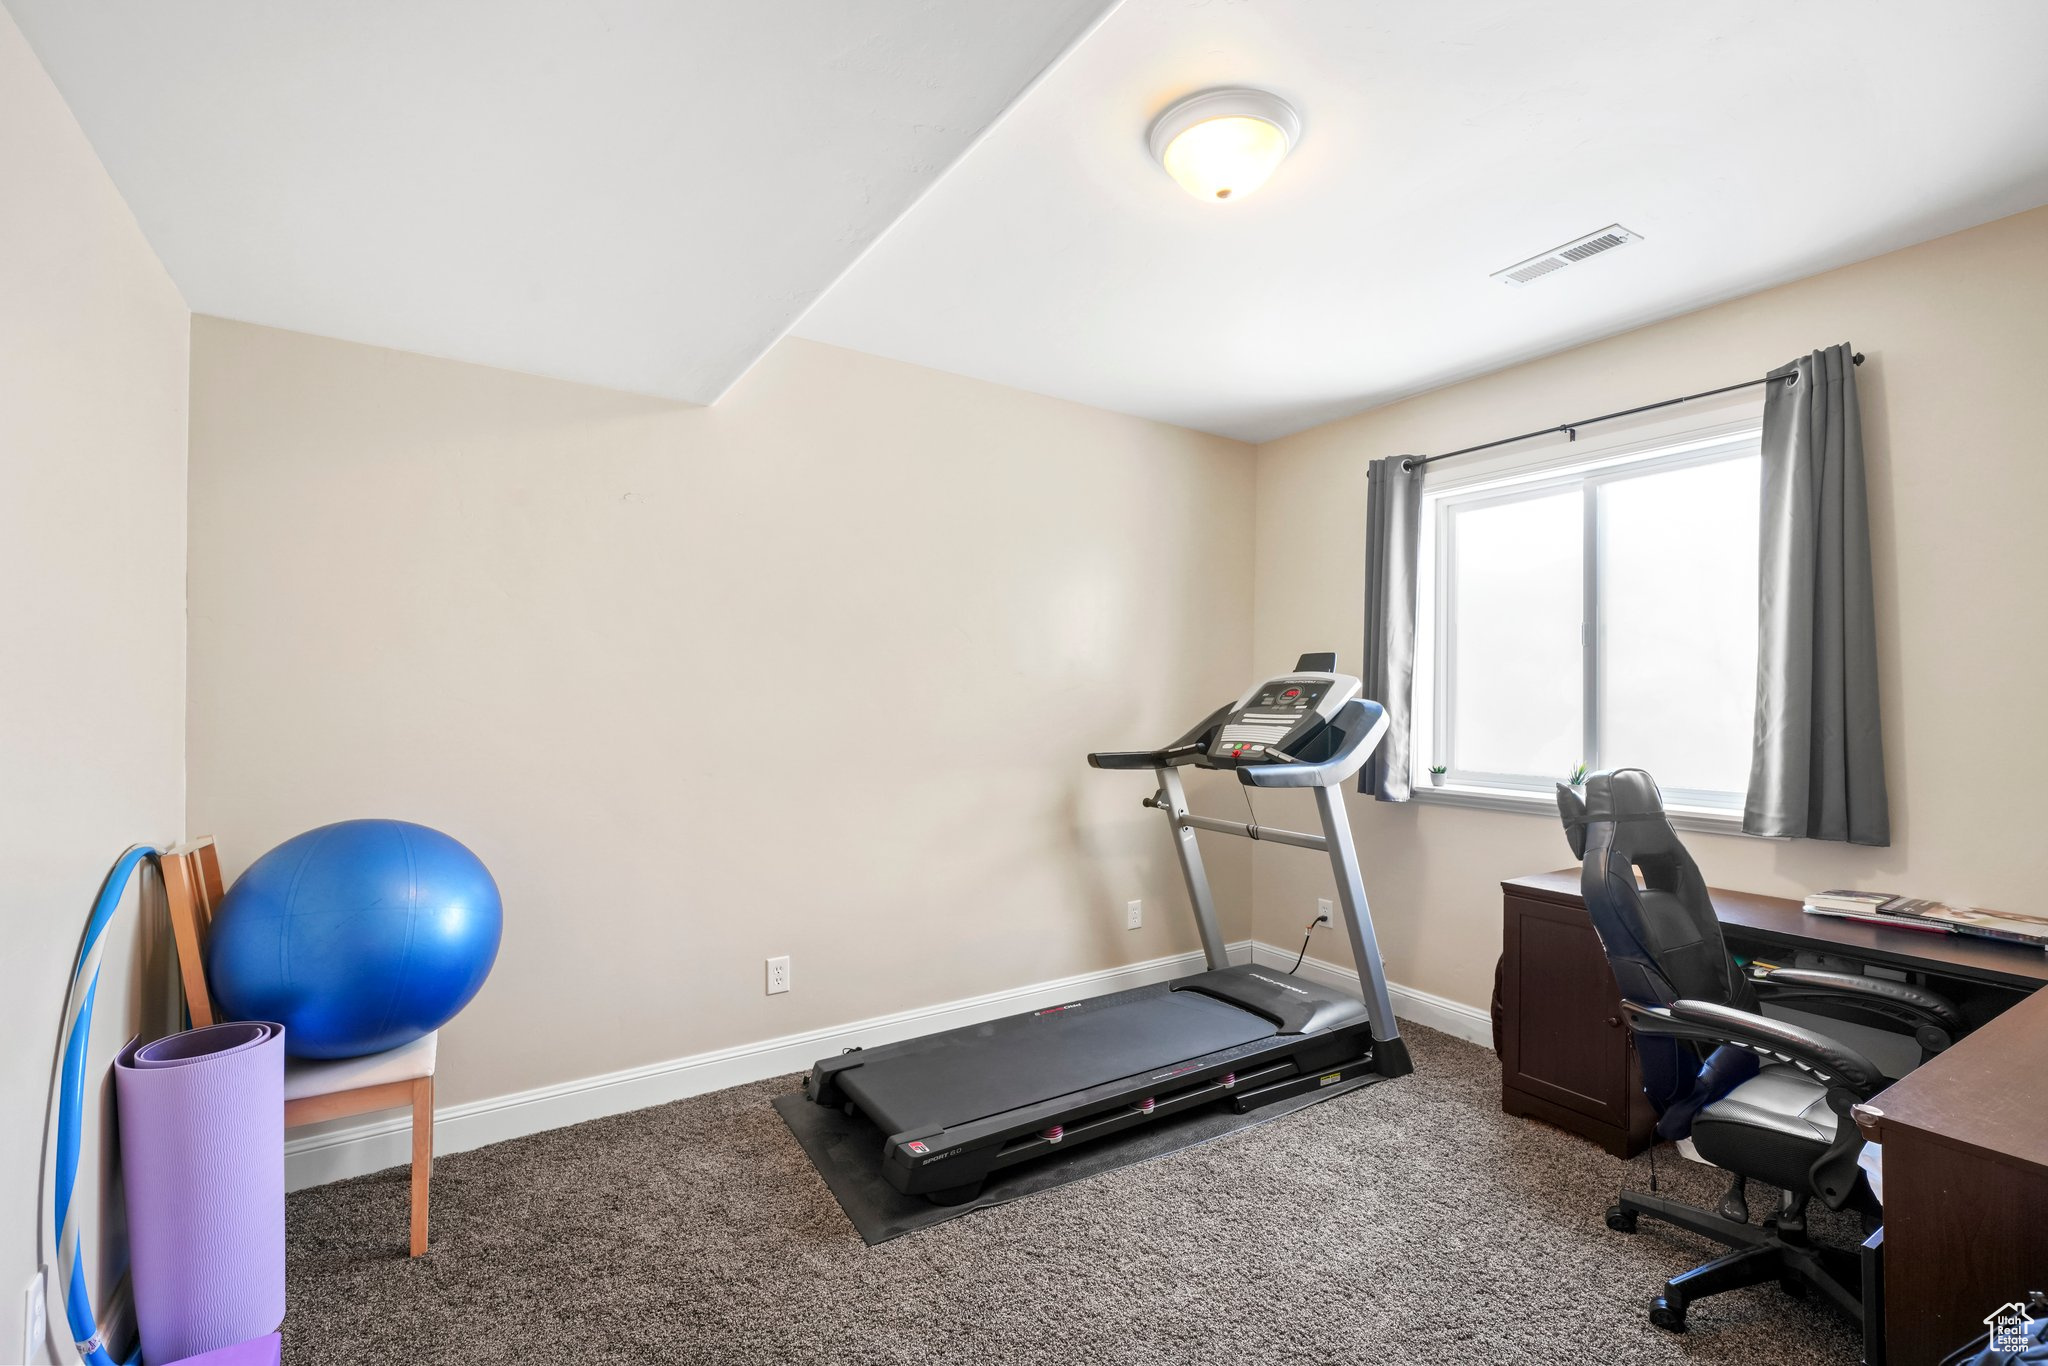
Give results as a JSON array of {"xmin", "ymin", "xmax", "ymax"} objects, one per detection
[{"xmin": 287, "ymin": 939, "xmax": 1492, "ymax": 1190}]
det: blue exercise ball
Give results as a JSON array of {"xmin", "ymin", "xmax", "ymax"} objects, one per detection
[{"xmin": 206, "ymin": 819, "xmax": 503, "ymax": 1060}]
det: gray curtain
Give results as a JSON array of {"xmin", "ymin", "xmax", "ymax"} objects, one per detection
[
  {"xmin": 1361, "ymin": 455, "xmax": 1426, "ymax": 801},
  {"xmin": 1744, "ymin": 343, "xmax": 1889, "ymax": 844}
]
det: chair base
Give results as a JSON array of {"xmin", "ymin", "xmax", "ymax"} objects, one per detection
[{"xmin": 1606, "ymin": 1188, "xmax": 1863, "ymax": 1332}]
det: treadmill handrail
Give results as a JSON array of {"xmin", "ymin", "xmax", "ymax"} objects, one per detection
[
  {"xmin": 1087, "ymin": 742, "xmax": 1201, "ymax": 771},
  {"xmin": 1087, "ymin": 699, "xmax": 1235, "ymax": 770},
  {"xmin": 1236, "ymin": 698, "xmax": 1389, "ymax": 789}
]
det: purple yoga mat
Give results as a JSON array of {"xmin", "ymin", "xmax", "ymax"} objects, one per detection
[
  {"xmin": 115, "ymin": 1022, "xmax": 286, "ymax": 1363},
  {"xmin": 162, "ymin": 1333, "xmax": 282, "ymax": 1366}
]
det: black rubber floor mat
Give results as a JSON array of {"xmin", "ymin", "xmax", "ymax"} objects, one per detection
[{"xmin": 772, "ymin": 1073, "xmax": 1386, "ymax": 1244}]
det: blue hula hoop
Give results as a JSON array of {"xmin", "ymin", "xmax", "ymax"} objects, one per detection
[{"xmin": 52, "ymin": 846, "xmax": 155, "ymax": 1366}]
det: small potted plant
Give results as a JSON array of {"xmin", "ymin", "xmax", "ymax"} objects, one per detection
[
  {"xmin": 1568, "ymin": 762, "xmax": 1588, "ymax": 788},
  {"xmin": 1428, "ymin": 764, "xmax": 1448, "ymax": 788}
]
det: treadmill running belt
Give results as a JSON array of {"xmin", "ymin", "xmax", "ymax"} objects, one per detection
[{"xmin": 837, "ymin": 990, "xmax": 1277, "ymax": 1135}]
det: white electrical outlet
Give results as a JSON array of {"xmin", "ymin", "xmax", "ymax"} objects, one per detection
[
  {"xmin": 1126, "ymin": 899, "xmax": 1143, "ymax": 930},
  {"xmin": 765, "ymin": 956, "xmax": 791, "ymax": 995},
  {"xmin": 1318, "ymin": 898, "xmax": 1334, "ymax": 924},
  {"xmin": 23, "ymin": 1266, "xmax": 48, "ymax": 1366}
]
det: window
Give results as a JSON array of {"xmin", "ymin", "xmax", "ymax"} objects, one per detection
[{"xmin": 1413, "ymin": 429, "xmax": 1761, "ymax": 812}]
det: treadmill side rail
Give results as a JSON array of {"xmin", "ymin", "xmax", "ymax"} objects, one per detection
[{"xmin": 806, "ymin": 1049, "xmax": 863, "ymax": 1108}]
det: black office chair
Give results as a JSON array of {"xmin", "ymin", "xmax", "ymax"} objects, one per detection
[{"xmin": 1556, "ymin": 768, "xmax": 1966, "ymax": 1332}]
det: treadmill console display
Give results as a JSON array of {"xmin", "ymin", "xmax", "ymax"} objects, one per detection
[{"xmin": 1206, "ymin": 672, "xmax": 1358, "ymax": 766}]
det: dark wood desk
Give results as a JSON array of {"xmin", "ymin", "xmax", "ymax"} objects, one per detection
[
  {"xmin": 1499, "ymin": 872, "xmax": 2048, "ymax": 1365},
  {"xmin": 1505, "ymin": 869, "xmax": 2048, "ymax": 993},
  {"xmin": 1856, "ymin": 989, "xmax": 2048, "ymax": 1364}
]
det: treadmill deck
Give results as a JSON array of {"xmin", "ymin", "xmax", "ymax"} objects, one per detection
[{"xmin": 836, "ymin": 987, "xmax": 1277, "ymax": 1136}]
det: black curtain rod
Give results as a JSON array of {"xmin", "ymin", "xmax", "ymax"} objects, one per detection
[{"xmin": 1401, "ymin": 352, "xmax": 1864, "ymax": 472}]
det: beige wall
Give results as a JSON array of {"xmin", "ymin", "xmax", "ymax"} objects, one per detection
[
  {"xmin": 186, "ymin": 320, "xmax": 1256, "ymax": 1109},
  {"xmin": 1250, "ymin": 206, "xmax": 2048, "ymax": 1011},
  {"xmin": 0, "ymin": 9, "xmax": 189, "ymax": 1360}
]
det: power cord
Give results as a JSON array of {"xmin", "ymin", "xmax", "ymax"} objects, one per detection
[
  {"xmin": 1288, "ymin": 909, "xmax": 1330, "ymax": 974},
  {"xmin": 1239, "ymin": 785, "xmax": 1333, "ymax": 974}
]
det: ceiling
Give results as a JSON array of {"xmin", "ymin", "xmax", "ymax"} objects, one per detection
[
  {"xmin": 797, "ymin": 0, "xmax": 2048, "ymax": 441},
  {"xmin": 12, "ymin": 1, "xmax": 2048, "ymax": 440},
  {"xmin": 1, "ymin": 0, "xmax": 1116, "ymax": 403}
]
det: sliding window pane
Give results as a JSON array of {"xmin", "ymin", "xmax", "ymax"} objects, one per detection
[
  {"xmin": 1598, "ymin": 455, "xmax": 1760, "ymax": 798},
  {"xmin": 1447, "ymin": 490, "xmax": 1582, "ymax": 781}
]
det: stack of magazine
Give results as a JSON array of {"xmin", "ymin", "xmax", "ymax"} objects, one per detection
[{"xmin": 1803, "ymin": 890, "xmax": 2048, "ymax": 950}]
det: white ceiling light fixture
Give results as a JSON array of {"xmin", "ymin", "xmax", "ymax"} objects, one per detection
[{"xmin": 1147, "ymin": 87, "xmax": 1301, "ymax": 203}]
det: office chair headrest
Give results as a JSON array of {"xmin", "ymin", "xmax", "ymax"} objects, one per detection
[
  {"xmin": 1557, "ymin": 767, "xmax": 1671, "ymax": 859},
  {"xmin": 1556, "ymin": 767, "xmax": 1752, "ymax": 1013}
]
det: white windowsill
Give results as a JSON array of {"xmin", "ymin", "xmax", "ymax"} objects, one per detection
[{"xmin": 1406, "ymin": 780, "xmax": 1754, "ymax": 836}]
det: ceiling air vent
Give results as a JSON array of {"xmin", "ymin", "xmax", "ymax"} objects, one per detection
[{"xmin": 1492, "ymin": 225, "xmax": 1642, "ymax": 287}]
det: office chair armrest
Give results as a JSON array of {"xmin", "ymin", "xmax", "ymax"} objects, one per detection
[
  {"xmin": 1749, "ymin": 965, "xmax": 1966, "ymax": 1059},
  {"xmin": 1625, "ymin": 1000, "xmax": 1886, "ymax": 1098}
]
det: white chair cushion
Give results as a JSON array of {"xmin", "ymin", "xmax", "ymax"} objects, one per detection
[
  {"xmin": 283, "ymin": 1030, "xmax": 438, "ymax": 1102},
  {"xmin": 1858, "ymin": 1140, "xmax": 1884, "ymax": 1204},
  {"xmin": 1696, "ymin": 1062, "xmax": 1835, "ymax": 1144}
]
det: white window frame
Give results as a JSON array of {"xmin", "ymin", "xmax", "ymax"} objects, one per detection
[{"xmin": 1408, "ymin": 415, "xmax": 1765, "ymax": 832}]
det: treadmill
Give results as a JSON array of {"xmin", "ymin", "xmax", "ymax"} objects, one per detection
[{"xmin": 803, "ymin": 653, "xmax": 1412, "ymax": 1203}]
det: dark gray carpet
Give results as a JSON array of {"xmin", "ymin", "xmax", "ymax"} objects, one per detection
[{"xmin": 284, "ymin": 1025, "xmax": 1863, "ymax": 1364}]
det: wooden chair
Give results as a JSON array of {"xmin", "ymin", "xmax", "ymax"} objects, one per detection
[{"xmin": 161, "ymin": 838, "xmax": 437, "ymax": 1256}]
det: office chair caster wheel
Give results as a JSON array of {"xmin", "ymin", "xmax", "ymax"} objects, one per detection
[
  {"xmin": 1605, "ymin": 1205, "xmax": 1638, "ymax": 1233},
  {"xmin": 1648, "ymin": 1296, "xmax": 1686, "ymax": 1332}
]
